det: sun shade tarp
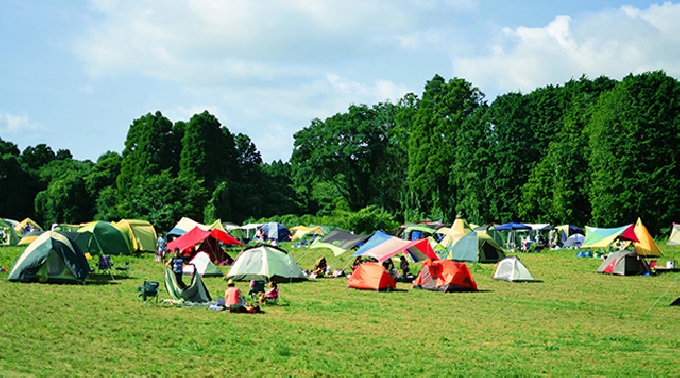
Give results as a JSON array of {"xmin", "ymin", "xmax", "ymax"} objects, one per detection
[
  {"xmin": 581, "ymin": 224, "xmax": 639, "ymax": 248},
  {"xmin": 311, "ymin": 228, "xmax": 370, "ymax": 256},
  {"xmin": 352, "ymin": 230, "xmax": 438, "ymax": 263}
]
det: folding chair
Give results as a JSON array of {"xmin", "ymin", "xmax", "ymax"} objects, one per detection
[
  {"xmin": 97, "ymin": 254, "xmax": 114, "ymax": 279},
  {"xmin": 138, "ymin": 281, "xmax": 160, "ymax": 303}
]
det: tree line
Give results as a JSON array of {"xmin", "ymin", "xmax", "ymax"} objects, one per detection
[{"xmin": 1, "ymin": 70, "xmax": 679, "ymax": 237}]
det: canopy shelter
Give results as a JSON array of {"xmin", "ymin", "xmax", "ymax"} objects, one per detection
[
  {"xmin": 581, "ymin": 225, "xmax": 639, "ymax": 249},
  {"xmin": 77, "ymin": 221, "xmax": 131, "ymax": 255},
  {"xmin": 492, "ymin": 222, "xmax": 532, "ymax": 250},
  {"xmin": 310, "ymin": 228, "xmax": 370, "ymax": 256},
  {"xmin": 352, "ymin": 230, "xmax": 438, "ymax": 263},
  {"xmin": 166, "ymin": 227, "xmax": 242, "ymax": 263},
  {"xmin": 290, "ymin": 225, "xmax": 325, "ymax": 242}
]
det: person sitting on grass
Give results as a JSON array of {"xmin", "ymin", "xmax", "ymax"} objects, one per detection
[
  {"xmin": 399, "ymin": 255, "xmax": 410, "ymax": 278},
  {"xmin": 224, "ymin": 279, "xmax": 246, "ymax": 312},
  {"xmin": 312, "ymin": 256, "xmax": 327, "ymax": 277},
  {"xmin": 258, "ymin": 281, "xmax": 279, "ymax": 304}
]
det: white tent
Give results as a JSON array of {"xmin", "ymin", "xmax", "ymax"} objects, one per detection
[
  {"xmin": 493, "ymin": 256, "xmax": 535, "ymax": 282},
  {"xmin": 183, "ymin": 251, "xmax": 224, "ymax": 277}
]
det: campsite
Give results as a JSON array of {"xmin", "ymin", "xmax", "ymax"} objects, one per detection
[{"xmin": 0, "ymin": 233, "xmax": 678, "ymax": 375}]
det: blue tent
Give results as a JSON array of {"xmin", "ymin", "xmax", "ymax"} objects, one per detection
[
  {"xmin": 260, "ymin": 222, "xmax": 291, "ymax": 242},
  {"xmin": 352, "ymin": 231, "xmax": 391, "ymax": 256}
]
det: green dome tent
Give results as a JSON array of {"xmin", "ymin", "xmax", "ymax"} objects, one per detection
[
  {"xmin": 0, "ymin": 218, "xmax": 20, "ymax": 246},
  {"xmin": 77, "ymin": 221, "xmax": 132, "ymax": 255},
  {"xmin": 8, "ymin": 231, "xmax": 90, "ymax": 284},
  {"xmin": 226, "ymin": 244, "xmax": 307, "ymax": 283}
]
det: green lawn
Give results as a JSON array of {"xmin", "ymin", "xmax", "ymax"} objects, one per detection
[{"xmin": 0, "ymin": 245, "xmax": 678, "ymax": 376}]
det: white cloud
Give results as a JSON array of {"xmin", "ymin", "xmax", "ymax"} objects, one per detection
[
  {"xmin": 0, "ymin": 113, "xmax": 42, "ymax": 134},
  {"xmin": 453, "ymin": 2, "xmax": 680, "ymax": 97}
]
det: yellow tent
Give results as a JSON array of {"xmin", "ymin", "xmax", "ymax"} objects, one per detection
[
  {"xmin": 14, "ymin": 218, "xmax": 43, "ymax": 236},
  {"xmin": 632, "ymin": 217, "xmax": 663, "ymax": 257},
  {"xmin": 438, "ymin": 217, "xmax": 472, "ymax": 250},
  {"xmin": 112, "ymin": 219, "xmax": 157, "ymax": 252}
]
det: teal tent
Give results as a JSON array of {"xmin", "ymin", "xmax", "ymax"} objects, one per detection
[{"xmin": 8, "ymin": 231, "xmax": 90, "ymax": 284}]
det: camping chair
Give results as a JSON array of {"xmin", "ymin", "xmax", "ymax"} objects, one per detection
[
  {"xmin": 261, "ymin": 285, "xmax": 279, "ymax": 305},
  {"xmin": 97, "ymin": 254, "xmax": 114, "ymax": 279},
  {"xmin": 138, "ymin": 281, "xmax": 160, "ymax": 303},
  {"xmin": 248, "ymin": 280, "xmax": 266, "ymax": 299}
]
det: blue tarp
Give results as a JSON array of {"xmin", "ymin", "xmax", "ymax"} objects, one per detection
[
  {"xmin": 494, "ymin": 222, "xmax": 532, "ymax": 231},
  {"xmin": 352, "ymin": 230, "xmax": 391, "ymax": 257}
]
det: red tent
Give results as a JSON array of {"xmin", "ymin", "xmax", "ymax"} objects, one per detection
[
  {"xmin": 166, "ymin": 227, "xmax": 242, "ymax": 263},
  {"xmin": 347, "ymin": 262, "xmax": 396, "ymax": 291},
  {"xmin": 413, "ymin": 260, "xmax": 478, "ymax": 292}
]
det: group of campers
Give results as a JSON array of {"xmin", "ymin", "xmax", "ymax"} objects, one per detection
[
  {"xmin": 223, "ymin": 279, "xmax": 278, "ymax": 313},
  {"xmin": 351, "ymin": 255, "xmax": 412, "ymax": 279}
]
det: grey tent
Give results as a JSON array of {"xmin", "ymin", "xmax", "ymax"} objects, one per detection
[
  {"xmin": 597, "ymin": 250, "xmax": 651, "ymax": 276},
  {"xmin": 493, "ymin": 256, "xmax": 535, "ymax": 282}
]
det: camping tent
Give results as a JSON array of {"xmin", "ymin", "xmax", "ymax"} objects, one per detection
[
  {"xmin": 310, "ymin": 228, "xmax": 370, "ymax": 256},
  {"xmin": 112, "ymin": 219, "xmax": 157, "ymax": 252},
  {"xmin": 347, "ymin": 262, "xmax": 396, "ymax": 291},
  {"xmin": 352, "ymin": 230, "xmax": 438, "ymax": 263},
  {"xmin": 667, "ymin": 224, "xmax": 680, "ymax": 246},
  {"xmin": 183, "ymin": 251, "xmax": 224, "ymax": 277},
  {"xmin": 597, "ymin": 250, "xmax": 651, "ymax": 276},
  {"xmin": 164, "ymin": 266, "xmax": 212, "ymax": 303},
  {"xmin": 14, "ymin": 217, "xmax": 43, "ymax": 237},
  {"xmin": 631, "ymin": 218, "xmax": 662, "ymax": 257},
  {"xmin": 0, "ymin": 218, "xmax": 20, "ymax": 246},
  {"xmin": 166, "ymin": 226, "xmax": 242, "ymax": 263},
  {"xmin": 563, "ymin": 234, "xmax": 585, "ymax": 248},
  {"xmin": 8, "ymin": 231, "xmax": 90, "ymax": 283},
  {"xmin": 226, "ymin": 244, "xmax": 307, "ymax": 283},
  {"xmin": 439, "ymin": 222, "xmax": 505, "ymax": 263},
  {"xmin": 581, "ymin": 225, "xmax": 639, "ymax": 249},
  {"xmin": 77, "ymin": 221, "xmax": 131, "ymax": 255},
  {"xmin": 449, "ymin": 232, "xmax": 505, "ymax": 263},
  {"xmin": 260, "ymin": 222, "xmax": 291, "ymax": 242},
  {"xmin": 493, "ymin": 256, "xmax": 535, "ymax": 282},
  {"xmin": 413, "ymin": 260, "xmax": 478, "ymax": 292},
  {"xmin": 18, "ymin": 230, "xmax": 44, "ymax": 246}
]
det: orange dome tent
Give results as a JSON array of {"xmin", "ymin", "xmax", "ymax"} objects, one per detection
[
  {"xmin": 413, "ymin": 260, "xmax": 478, "ymax": 292},
  {"xmin": 347, "ymin": 262, "xmax": 396, "ymax": 291}
]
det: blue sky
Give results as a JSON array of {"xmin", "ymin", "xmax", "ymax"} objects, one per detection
[{"xmin": 1, "ymin": 1, "xmax": 679, "ymax": 163}]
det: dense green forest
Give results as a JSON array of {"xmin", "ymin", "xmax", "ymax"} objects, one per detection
[{"xmin": 2, "ymin": 71, "xmax": 679, "ymax": 237}]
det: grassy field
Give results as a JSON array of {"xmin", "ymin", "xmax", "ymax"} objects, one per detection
[{"xmin": 0, "ymin": 244, "xmax": 678, "ymax": 376}]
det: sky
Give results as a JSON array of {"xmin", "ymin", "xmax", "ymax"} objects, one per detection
[{"xmin": 1, "ymin": 1, "xmax": 679, "ymax": 163}]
